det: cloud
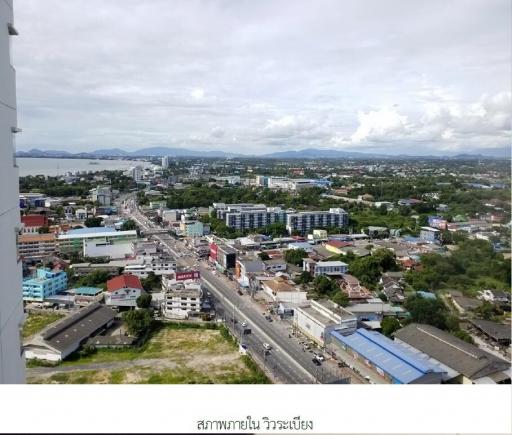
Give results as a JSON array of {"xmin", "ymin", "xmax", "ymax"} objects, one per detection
[
  {"xmin": 190, "ymin": 88, "xmax": 205, "ymax": 100},
  {"xmin": 13, "ymin": 0, "xmax": 510, "ymax": 155},
  {"xmin": 351, "ymin": 107, "xmax": 409, "ymax": 143},
  {"xmin": 210, "ymin": 126, "xmax": 225, "ymax": 138}
]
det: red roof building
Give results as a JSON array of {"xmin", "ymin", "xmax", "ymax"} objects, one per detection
[
  {"xmin": 21, "ymin": 215, "xmax": 48, "ymax": 233},
  {"xmin": 106, "ymin": 274, "xmax": 143, "ymax": 293}
]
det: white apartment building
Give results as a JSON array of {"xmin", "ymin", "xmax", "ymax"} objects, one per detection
[
  {"xmin": 162, "ymin": 278, "xmax": 202, "ymax": 319},
  {"xmin": 0, "ymin": 0, "xmax": 25, "ymax": 383},
  {"xmin": 161, "ymin": 156, "xmax": 169, "ymax": 169},
  {"xmin": 286, "ymin": 208, "xmax": 349, "ymax": 235},
  {"xmin": 90, "ymin": 186, "xmax": 112, "ymax": 206},
  {"xmin": 124, "ymin": 258, "xmax": 176, "ymax": 278}
]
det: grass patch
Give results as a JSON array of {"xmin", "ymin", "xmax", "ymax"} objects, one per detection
[{"xmin": 22, "ymin": 313, "xmax": 64, "ymax": 338}]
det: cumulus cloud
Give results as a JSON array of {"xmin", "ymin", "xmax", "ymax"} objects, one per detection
[
  {"xmin": 190, "ymin": 88, "xmax": 205, "ymax": 100},
  {"xmin": 351, "ymin": 107, "xmax": 410, "ymax": 143}
]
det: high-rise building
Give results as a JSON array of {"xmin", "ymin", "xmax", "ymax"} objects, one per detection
[
  {"xmin": 0, "ymin": 0, "xmax": 25, "ymax": 383},
  {"xmin": 161, "ymin": 156, "xmax": 169, "ymax": 169}
]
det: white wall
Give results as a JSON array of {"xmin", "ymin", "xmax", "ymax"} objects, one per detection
[
  {"xmin": 83, "ymin": 241, "xmax": 133, "ymax": 259},
  {"xmin": 0, "ymin": 0, "xmax": 25, "ymax": 383}
]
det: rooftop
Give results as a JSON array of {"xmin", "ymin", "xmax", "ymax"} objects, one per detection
[
  {"xmin": 41, "ymin": 303, "xmax": 116, "ymax": 352},
  {"xmin": 394, "ymin": 323, "xmax": 510, "ymax": 380},
  {"xmin": 331, "ymin": 328, "xmax": 445, "ymax": 384},
  {"xmin": 106, "ymin": 274, "xmax": 144, "ymax": 292}
]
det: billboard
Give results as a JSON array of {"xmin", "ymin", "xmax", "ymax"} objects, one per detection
[
  {"xmin": 175, "ymin": 271, "xmax": 201, "ymax": 281},
  {"xmin": 209, "ymin": 242, "xmax": 218, "ymax": 261}
]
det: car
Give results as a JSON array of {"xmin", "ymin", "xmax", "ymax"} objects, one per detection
[
  {"xmin": 315, "ymin": 353, "xmax": 325, "ymax": 361},
  {"xmin": 241, "ymin": 322, "xmax": 247, "ymax": 327},
  {"xmin": 312, "ymin": 358, "xmax": 321, "ymax": 366},
  {"xmin": 263, "ymin": 343, "xmax": 272, "ymax": 350}
]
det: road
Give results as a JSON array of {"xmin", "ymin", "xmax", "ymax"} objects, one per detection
[{"xmin": 118, "ymin": 194, "xmax": 350, "ymax": 384}]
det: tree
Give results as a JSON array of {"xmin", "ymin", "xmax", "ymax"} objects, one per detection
[
  {"xmin": 38, "ymin": 226, "xmax": 50, "ymax": 234},
  {"xmin": 121, "ymin": 219, "xmax": 138, "ymax": 231},
  {"xmin": 136, "ymin": 293, "xmax": 152, "ymax": 309},
  {"xmin": 331, "ymin": 290, "xmax": 349, "ymax": 307},
  {"xmin": 122, "ymin": 309, "xmax": 152, "ymax": 336},
  {"xmin": 295, "ymin": 271, "xmax": 313, "ymax": 285},
  {"xmin": 381, "ymin": 317, "xmax": 401, "ymax": 337},
  {"xmin": 284, "ymin": 248, "xmax": 308, "ymax": 266},
  {"xmin": 84, "ymin": 217, "xmax": 103, "ymax": 228},
  {"xmin": 141, "ymin": 272, "xmax": 161, "ymax": 291},
  {"xmin": 404, "ymin": 294, "xmax": 449, "ymax": 330},
  {"xmin": 258, "ymin": 252, "xmax": 270, "ymax": 261}
]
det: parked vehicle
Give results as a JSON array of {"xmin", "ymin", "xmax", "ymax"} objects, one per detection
[
  {"xmin": 263, "ymin": 343, "xmax": 272, "ymax": 350},
  {"xmin": 312, "ymin": 358, "xmax": 321, "ymax": 366}
]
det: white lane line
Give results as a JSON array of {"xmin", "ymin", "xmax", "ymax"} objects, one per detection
[{"xmin": 202, "ymin": 275, "xmax": 316, "ymax": 383}]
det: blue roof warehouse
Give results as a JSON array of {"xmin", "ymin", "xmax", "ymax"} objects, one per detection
[{"xmin": 330, "ymin": 328, "xmax": 446, "ymax": 384}]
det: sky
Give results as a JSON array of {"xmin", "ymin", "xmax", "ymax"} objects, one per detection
[{"xmin": 13, "ymin": 0, "xmax": 511, "ymax": 155}]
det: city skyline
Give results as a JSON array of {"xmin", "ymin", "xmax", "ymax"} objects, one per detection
[{"xmin": 14, "ymin": 0, "xmax": 511, "ymax": 156}]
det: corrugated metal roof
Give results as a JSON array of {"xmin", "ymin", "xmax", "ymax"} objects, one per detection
[{"xmin": 331, "ymin": 328, "xmax": 444, "ymax": 384}]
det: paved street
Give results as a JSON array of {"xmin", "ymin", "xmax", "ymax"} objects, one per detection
[{"xmin": 118, "ymin": 194, "xmax": 357, "ymax": 384}]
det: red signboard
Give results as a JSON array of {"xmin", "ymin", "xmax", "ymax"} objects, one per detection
[
  {"xmin": 209, "ymin": 243, "xmax": 218, "ymax": 261},
  {"xmin": 175, "ymin": 271, "xmax": 201, "ymax": 281}
]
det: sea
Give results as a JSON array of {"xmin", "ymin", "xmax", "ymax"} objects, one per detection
[{"xmin": 17, "ymin": 157, "xmax": 152, "ymax": 177}]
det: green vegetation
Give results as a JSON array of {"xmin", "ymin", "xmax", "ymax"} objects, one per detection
[
  {"xmin": 136, "ymin": 293, "xmax": 152, "ymax": 309},
  {"xmin": 84, "ymin": 217, "xmax": 103, "ymax": 227},
  {"xmin": 141, "ymin": 272, "xmax": 161, "ymax": 292},
  {"xmin": 120, "ymin": 219, "xmax": 138, "ymax": 231},
  {"xmin": 29, "ymin": 322, "xmax": 268, "ymax": 384},
  {"xmin": 69, "ymin": 270, "xmax": 110, "ymax": 290},
  {"xmin": 347, "ymin": 249, "xmax": 398, "ymax": 289},
  {"xmin": 404, "ymin": 239, "xmax": 510, "ymax": 295},
  {"xmin": 22, "ymin": 313, "xmax": 65, "ymax": 338},
  {"xmin": 258, "ymin": 252, "xmax": 270, "ymax": 261},
  {"xmin": 284, "ymin": 248, "xmax": 308, "ymax": 266},
  {"xmin": 122, "ymin": 309, "xmax": 153, "ymax": 336},
  {"xmin": 381, "ymin": 317, "xmax": 401, "ymax": 337}
]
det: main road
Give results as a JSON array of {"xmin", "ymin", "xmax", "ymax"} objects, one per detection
[{"xmin": 119, "ymin": 194, "xmax": 343, "ymax": 384}]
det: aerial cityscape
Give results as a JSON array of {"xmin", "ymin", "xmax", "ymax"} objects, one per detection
[{"xmin": 1, "ymin": 0, "xmax": 511, "ymax": 407}]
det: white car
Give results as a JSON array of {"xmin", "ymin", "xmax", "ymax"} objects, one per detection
[
  {"xmin": 263, "ymin": 343, "xmax": 272, "ymax": 350},
  {"xmin": 241, "ymin": 322, "xmax": 247, "ymax": 327}
]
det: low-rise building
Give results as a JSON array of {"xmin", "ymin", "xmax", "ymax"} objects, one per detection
[
  {"xmin": 330, "ymin": 328, "xmax": 445, "ymax": 384},
  {"xmin": 261, "ymin": 276, "xmax": 307, "ymax": 304},
  {"xmin": 105, "ymin": 274, "xmax": 144, "ymax": 307},
  {"xmin": 346, "ymin": 301, "xmax": 405, "ymax": 322},
  {"xmin": 162, "ymin": 278, "xmax": 203, "ymax": 319},
  {"xmin": 22, "ymin": 268, "xmax": 68, "ymax": 301},
  {"xmin": 263, "ymin": 258, "xmax": 287, "ymax": 273},
  {"xmin": 294, "ymin": 299, "xmax": 357, "ymax": 346},
  {"xmin": 124, "ymin": 258, "xmax": 176, "ymax": 278},
  {"xmin": 303, "ymin": 259, "xmax": 348, "ymax": 277},
  {"xmin": 24, "ymin": 302, "xmax": 116, "ymax": 361},
  {"xmin": 468, "ymin": 319, "xmax": 511, "ymax": 346},
  {"xmin": 339, "ymin": 274, "xmax": 372, "ymax": 300},
  {"xmin": 419, "ymin": 226, "xmax": 441, "ymax": 243},
  {"xmin": 21, "ymin": 214, "xmax": 48, "ymax": 234},
  {"xmin": 394, "ymin": 323, "xmax": 511, "ymax": 384}
]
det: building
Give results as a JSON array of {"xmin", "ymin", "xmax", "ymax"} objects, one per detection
[
  {"xmin": 18, "ymin": 233, "xmax": 56, "ymax": 262},
  {"xmin": 105, "ymin": 274, "xmax": 144, "ymax": 307},
  {"xmin": 129, "ymin": 166, "xmax": 143, "ymax": 182},
  {"xmin": 303, "ymin": 259, "xmax": 348, "ymax": 277},
  {"xmin": 24, "ymin": 303, "xmax": 116, "ymax": 362},
  {"xmin": 57, "ymin": 227, "xmax": 137, "ymax": 254},
  {"xmin": 209, "ymin": 242, "xmax": 237, "ymax": 272},
  {"xmin": 225, "ymin": 205, "xmax": 287, "ymax": 231},
  {"xmin": 394, "ymin": 323, "xmax": 511, "ymax": 384},
  {"xmin": 419, "ymin": 226, "xmax": 441, "ymax": 243},
  {"xmin": 22, "ymin": 268, "xmax": 68, "ymax": 301},
  {"xmin": 261, "ymin": 276, "xmax": 307, "ymax": 303},
  {"xmin": 263, "ymin": 259, "xmax": 287, "ymax": 273},
  {"xmin": 124, "ymin": 258, "xmax": 176, "ymax": 278},
  {"xmin": 294, "ymin": 299, "xmax": 357, "ymax": 346},
  {"xmin": 468, "ymin": 319, "xmax": 511, "ymax": 347},
  {"xmin": 0, "ymin": 2, "xmax": 24, "ymax": 381},
  {"xmin": 83, "ymin": 238, "xmax": 134, "ymax": 259},
  {"xmin": 90, "ymin": 186, "xmax": 112, "ymax": 206},
  {"xmin": 20, "ymin": 214, "xmax": 48, "ymax": 233},
  {"xmin": 325, "ymin": 240, "xmax": 354, "ymax": 255},
  {"xmin": 286, "ymin": 208, "xmax": 349, "ymax": 235},
  {"xmin": 340, "ymin": 274, "xmax": 372, "ymax": 300},
  {"xmin": 162, "ymin": 277, "xmax": 203, "ymax": 319},
  {"xmin": 307, "ymin": 229, "xmax": 328, "ymax": 242},
  {"xmin": 235, "ymin": 259, "xmax": 266, "ymax": 287},
  {"xmin": 180, "ymin": 220, "xmax": 209, "ymax": 237},
  {"xmin": 330, "ymin": 328, "xmax": 445, "ymax": 384},
  {"xmin": 161, "ymin": 156, "xmax": 169, "ymax": 169},
  {"xmin": 346, "ymin": 301, "xmax": 405, "ymax": 322}
]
